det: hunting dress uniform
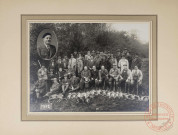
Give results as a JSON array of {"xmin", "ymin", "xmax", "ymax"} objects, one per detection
[
  {"xmin": 99, "ymin": 69, "xmax": 109, "ymax": 89},
  {"xmin": 90, "ymin": 69, "xmax": 99, "ymax": 89},
  {"xmin": 80, "ymin": 69, "xmax": 91, "ymax": 90},
  {"xmin": 109, "ymin": 67, "xmax": 122, "ymax": 90}
]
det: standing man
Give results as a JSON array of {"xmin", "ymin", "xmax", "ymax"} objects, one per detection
[
  {"xmin": 68, "ymin": 54, "xmax": 77, "ymax": 72},
  {"xmin": 131, "ymin": 54, "xmax": 143, "ymax": 70},
  {"xmin": 131, "ymin": 66, "xmax": 143, "ymax": 95},
  {"xmin": 48, "ymin": 59, "xmax": 57, "ymax": 73},
  {"xmin": 109, "ymin": 63, "xmax": 123, "ymax": 91},
  {"xmin": 99, "ymin": 65, "xmax": 109, "ymax": 90},
  {"xmin": 80, "ymin": 66, "xmax": 91, "ymax": 91},
  {"xmin": 121, "ymin": 65, "xmax": 132, "ymax": 93},
  {"xmin": 118, "ymin": 55, "xmax": 129, "ymax": 72},
  {"xmin": 76, "ymin": 57, "xmax": 83, "ymax": 77},
  {"xmin": 116, "ymin": 49, "xmax": 122, "ymax": 62},
  {"xmin": 126, "ymin": 52, "xmax": 132, "ymax": 69}
]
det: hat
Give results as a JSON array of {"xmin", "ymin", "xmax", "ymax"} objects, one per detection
[{"xmin": 72, "ymin": 73, "xmax": 76, "ymax": 76}]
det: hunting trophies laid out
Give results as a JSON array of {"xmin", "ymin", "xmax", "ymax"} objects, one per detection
[{"xmin": 48, "ymin": 89, "xmax": 149, "ymax": 104}]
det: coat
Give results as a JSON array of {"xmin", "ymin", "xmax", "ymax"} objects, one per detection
[{"xmin": 38, "ymin": 44, "xmax": 56, "ymax": 59}]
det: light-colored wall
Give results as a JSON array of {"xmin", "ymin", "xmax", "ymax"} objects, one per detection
[{"xmin": 0, "ymin": 0, "xmax": 178, "ymax": 135}]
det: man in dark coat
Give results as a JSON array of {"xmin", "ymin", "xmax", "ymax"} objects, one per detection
[{"xmin": 38, "ymin": 33, "xmax": 56, "ymax": 59}]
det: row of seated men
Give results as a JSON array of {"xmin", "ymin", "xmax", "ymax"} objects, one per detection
[{"xmin": 32, "ymin": 62, "xmax": 143, "ymax": 102}]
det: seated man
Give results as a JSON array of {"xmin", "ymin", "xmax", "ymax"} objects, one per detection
[
  {"xmin": 69, "ymin": 73, "xmax": 80, "ymax": 92},
  {"xmin": 90, "ymin": 65, "xmax": 99, "ymax": 90},
  {"xmin": 62, "ymin": 74, "xmax": 70, "ymax": 95},
  {"xmin": 80, "ymin": 66, "xmax": 91, "ymax": 91},
  {"xmin": 44, "ymin": 78, "xmax": 61, "ymax": 97},
  {"xmin": 121, "ymin": 65, "xmax": 132, "ymax": 93},
  {"xmin": 33, "ymin": 78, "xmax": 47, "ymax": 102},
  {"xmin": 99, "ymin": 65, "xmax": 109, "ymax": 90},
  {"xmin": 109, "ymin": 63, "xmax": 123, "ymax": 91},
  {"xmin": 131, "ymin": 65, "xmax": 143, "ymax": 95}
]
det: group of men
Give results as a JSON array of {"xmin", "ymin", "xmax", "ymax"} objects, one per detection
[{"xmin": 32, "ymin": 49, "xmax": 143, "ymax": 102}]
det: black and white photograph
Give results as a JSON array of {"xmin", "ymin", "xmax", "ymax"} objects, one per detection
[{"xmin": 29, "ymin": 21, "xmax": 152, "ymax": 113}]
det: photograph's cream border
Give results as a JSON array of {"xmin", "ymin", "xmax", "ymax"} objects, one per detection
[{"xmin": 22, "ymin": 15, "xmax": 157, "ymax": 121}]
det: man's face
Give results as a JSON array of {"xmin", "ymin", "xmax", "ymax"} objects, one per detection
[
  {"xmin": 92, "ymin": 66, "xmax": 96, "ymax": 70},
  {"xmin": 53, "ymin": 79, "xmax": 57, "ymax": 83},
  {"xmin": 71, "ymin": 55, "xmax": 73, "ymax": 58},
  {"xmin": 113, "ymin": 65, "xmax": 116, "ymax": 69},
  {"xmin": 101, "ymin": 66, "xmax": 105, "ymax": 70},
  {"xmin": 43, "ymin": 35, "xmax": 52, "ymax": 45},
  {"xmin": 41, "ymin": 66, "xmax": 45, "ymax": 69},
  {"xmin": 59, "ymin": 68, "xmax": 62, "ymax": 71},
  {"xmin": 124, "ymin": 65, "xmax": 127, "ymax": 70},
  {"xmin": 134, "ymin": 66, "xmax": 138, "ymax": 70},
  {"xmin": 84, "ymin": 66, "xmax": 87, "ymax": 70}
]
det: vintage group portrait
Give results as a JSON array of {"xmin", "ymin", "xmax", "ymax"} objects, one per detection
[{"xmin": 21, "ymin": 15, "xmax": 157, "ymax": 120}]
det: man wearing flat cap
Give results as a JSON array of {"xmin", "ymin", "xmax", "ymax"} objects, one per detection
[
  {"xmin": 38, "ymin": 33, "xmax": 56, "ymax": 59},
  {"xmin": 109, "ymin": 63, "xmax": 123, "ymax": 91},
  {"xmin": 69, "ymin": 73, "xmax": 80, "ymax": 92}
]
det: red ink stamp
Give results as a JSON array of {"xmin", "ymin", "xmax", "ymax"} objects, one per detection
[{"xmin": 144, "ymin": 102, "xmax": 174, "ymax": 132}]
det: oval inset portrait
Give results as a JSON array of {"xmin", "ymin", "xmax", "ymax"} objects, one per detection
[{"xmin": 37, "ymin": 29, "xmax": 58, "ymax": 60}]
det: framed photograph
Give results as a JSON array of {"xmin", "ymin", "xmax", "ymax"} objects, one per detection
[{"xmin": 21, "ymin": 15, "xmax": 157, "ymax": 120}]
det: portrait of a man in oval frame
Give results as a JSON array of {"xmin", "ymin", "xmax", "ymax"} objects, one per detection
[{"xmin": 37, "ymin": 29, "xmax": 58, "ymax": 60}]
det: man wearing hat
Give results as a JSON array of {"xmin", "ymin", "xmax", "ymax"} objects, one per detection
[
  {"xmin": 38, "ymin": 33, "xmax": 56, "ymax": 59},
  {"xmin": 121, "ymin": 65, "xmax": 132, "ymax": 93},
  {"xmin": 62, "ymin": 74, "xmax": 70, "ymax": 95},
  {"xmin": 48, "ymin": 59, "xmax": 57, "ymax": 73},
  {"xmin": 56, "ymin": 56, "xmax": 64, "ymax": 69},
  {"xmin": 80, "ymin": 66, "xmax": 91, "ymax": 91},
  {"xmin": 109, "ymin": 63, "xmax": 123, "ymax": 91},
  {"xmin": 90, "ymin": 65, "xmax": 99, "ymax": 90},
  {"xmin": 69, "ymin": 73, "xmax": 80, "ymax": 92},
  {"xmin": 57, "ymin": 67, "xmax": 65, "ymax": 81},
  {"xmin": 118, "ymin": 55, "xmax": 129, "ymax": 72},
  {"xmin": 99, "ymin": 65, "xmax": 109, "ymax": 90},
  {"xmin": 131, "ymin": 65, "xmax": 143, "ymax": 95},
  {"xmin": 73, "ymin": 51, "xmax": 78, "ymax": 59},
  {"xmin": 131, "ymin": 54, "xmax": 142, "ymax": 70},
  {"xmin": 91, "ymin": 50, "xmax": 96, "ymax": 58},
  {"xmin": 68, "ymin": 54, "xmax": 77, "ymax": 72},
  {"xmin": 116, "ymin": 49, "xmax": 122, "ymax": 62},
  {"xmin": 76, "ymin": 57, "xmax": 83, "ymax": 77}
]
